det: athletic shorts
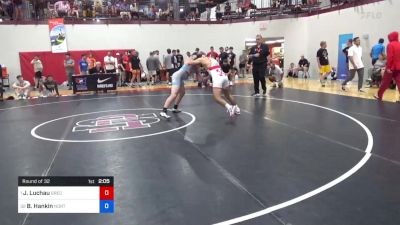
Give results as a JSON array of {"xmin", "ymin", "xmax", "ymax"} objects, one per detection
[
  {"xmin": 35, "ymin": 71, "xmax": 42, "ymax": 78},
  {"xmin": 132, "ymin": 69, "xmax": 140, "ymax": 76},
  {"xmin": 319, "ymin": 65, "xmax": 332, "ymax": 74},
  {"xmin": 209, "ymin": 66, "xmax": 229, "ymax": 89},
  {"xmin": 148, "ymin": 70, "xmax": 156, "ymax": 76}
]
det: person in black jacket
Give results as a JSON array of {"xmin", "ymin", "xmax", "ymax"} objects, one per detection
[{"xmin": 248, "ymin": 34, "xmax": 270, "ymax": 96}]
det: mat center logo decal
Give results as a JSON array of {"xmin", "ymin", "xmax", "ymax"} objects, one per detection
[
  {"xmin": 31, "ymin": 109, "xmax": 195, "ymax": 142},
  {"xmin": 72, "ymin": 113, "xmax": 160, "ymax": 134}
]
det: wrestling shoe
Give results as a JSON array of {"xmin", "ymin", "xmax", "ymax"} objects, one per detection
[
  {"xmin": 262, "ymin": 91, "xmax": 267, "ymax": 97},
  {"xmin": 373, "ymin": 94, "xmax": 382, "ymax": 101},
  {"xmin": 172, "ymin": 108, "xmax": 181, "ymax": 113},
  {"xmin": 227, "ymin": 105, "xmax": 235, "ymax": 117},
  {"xmin": 233, "ymin": 105, "xmax": 241, "ymax": 115},
  {"xmin": 160, "ymin": 111, "xmax": 171, "ymax": 119}
]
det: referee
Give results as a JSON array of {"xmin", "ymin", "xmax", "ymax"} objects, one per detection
[{"xmin": 248, "ymin": 34, "xmax": 270, "ymax": 96}]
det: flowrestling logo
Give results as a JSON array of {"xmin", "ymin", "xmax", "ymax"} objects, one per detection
[{"xmin": 72, "ymin": 113, "xmax": 160, "ymax": 134}]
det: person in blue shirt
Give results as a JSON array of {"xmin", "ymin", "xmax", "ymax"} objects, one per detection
[
  {"xmin": 79, "ymin": 54, "xmax": 89, "ymax": 75},
  {"xmin": 370, "ymin": 38, "xmax": 385, "ymax": 65}
]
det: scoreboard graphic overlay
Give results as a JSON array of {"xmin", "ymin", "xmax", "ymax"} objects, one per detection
[{"xmin": 18, "ymin": 176, "xmax": 114, "ymax": 213}]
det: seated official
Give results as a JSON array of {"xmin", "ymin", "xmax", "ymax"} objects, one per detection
[
  {"xmin": 89, "ymin": 62, "xmax": 105, "ymax": 74},
  {"xmin": 12, "ymin": 75, "xmax": 31, "ymax": 99},
  {"xmin": 297, "ymin": 55, "xmax": 310, "ymax": 78}
]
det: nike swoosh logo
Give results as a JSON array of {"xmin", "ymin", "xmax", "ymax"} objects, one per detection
[{"xmin": 97, "ymin": 78, "xmax": 111, "ymax": 83}]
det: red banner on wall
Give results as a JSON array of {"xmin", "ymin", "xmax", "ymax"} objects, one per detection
[
  {"xmin": 19, "ymin": 50, "xmax": 130, "ymax": 85},
  {"xmin": 48, "ymin": 18, "xmax": 68, "ymax": 53}
]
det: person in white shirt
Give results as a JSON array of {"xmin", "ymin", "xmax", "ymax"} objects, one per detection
[
  {"xmin": 12, "ymin": 75, "xmax": 31, "ymax": 99},
  {"xmin": 267, "ymin": 63, "xmax": 284, "ymax": 88},
  {"xmin": 103, "ymin": 51, "xmax": 116, "ymax": 73},
  {"xmin": 31, "ymin": 55, "xmax": 43, "ymax": 89},
  {"xmin": 342, "ymin": 37, "xmax": 365, "ymax": 92}
]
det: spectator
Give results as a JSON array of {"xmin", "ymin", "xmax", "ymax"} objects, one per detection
[
  {"xmin": 32, "ymin": 0, "xmax": 45, "ymax": 19},
  {"xmin": 164, "ymin": 48, "xmax": 174, "ymax": 85},
  {"xmin": 122, "ymin": 51, "xmax": 131, "ymax": 86},
  {"xmin": 146, "ymin": 52, "xmax": 158, "ymax": 85},
  {"xmin": 215, "ymin": 4, "xmax": 222, "ymax": 21},
  {"xmin": 79, "ymin": 54, "xmax": 89, "ymax": 75},
  {"xmin": 42, "ymin": 75, "xmax": 60, "ymax": 97},
  {"xmin": 193, "ymin": 47, "xmax": 200, "ymax": 55},
  {"xmin": 71, "ymin": 0, "xmax": 80, "ymax": 18},
  {"xmin": 31, "ymin": 55, "xmax": 43, "ymax": 89},
  {"xmin": 129, "ymin": 50, "xmax": 143, "ymax": 87},
  {"xmin": 218, "ymin": 46, "xmax": 228, "ymax": 65},
  {"xmin": 13, "ymin": 0, "xmax": 23, "ymax": 20},
  {"xmin": 1, "ymin": 0, "xmax": 14, "ymax": 20},
  {"xmin": 375, "ymin": 31, "xmax": 400, "ymax": 101},
  {"xmin": 267, "ymin": 63, "xmax": 284, "ymax": 88},
  {"xmin": 287, "ymin": 62, "xmax": 297, "ymax": 77},
  {"xmin": 89, "ymin": 62, "xmax": 105, "ymax": 74},
  {"xmin": 153, "ymin": 50, "xmax": 162, "ymax": 82},
  {"xmin": 298, "ymin": 55, "xmax": 310, "ymax": 78},
  {"xmin": 207, "ymin": 46, "xmax": 219, "ymax": 59},
  {"xmin": 368, "ymin": 53, "xmax": 386, "ymax": 87},
  {"xmin": 148, "ymin": 4, "xmax": 156, "ymax": 19},
  {"xmin": 87, "ymin": 53, "xmax": 96, "ymax": 71},
  {"xmin": 172, "ymin": 49, "xmax": 178, "ymax": 70},
  {"xmin": 116, "ymin": 52, "xmax": 125, "ymax": 86},
  {"xmin": 248, "ymin": 34, "xmax": 270, "ymax": 96},
  {"xmin": 342, "ymin": 39, "xmax": 353, "ymax": 74},
  {"xmin": 370, "ymin": 38, "xmax": 385, "ymax": 65},
  {"xmin": 176, "ymin": 49, "xmax": 184, "ymax": 69},
  {"xmin": 342, "ymin": 37, "xmax": 365, "ymax": 92},
  {"xmin": 104, "ymin": 51, "xmax": 117, "ymax": 73},
  {"xmin": 130, "ymin": 0, "xmax": 139, "ymax": 19},
  {"xmin": 54, "ymin": 0, "xmax": 71, "ymax": 17},
  {"xmin": 120, "ymin": 0, "xmax": 131, "ymax": 19},
  {"xmin": 227, "ymin": 46, "xmax": 236, "ymax": 85},
  {"xmin": 194, "ymin": 48, "xmax": 202, "ymax": 83},
  {"xmin": 81, "ymin": 0, "xmax": 90, "ymax": 17},
  {"xmin": 224, "ymin": 1, "xmax": 231, "ymax": 15},
  {"xmin": 238, "ymin": 50, "xmax": 247, "ymax": 78},
  {"xmin": 205, "ymin": 0, "xmax": 213, "ymax": 20},
  {"xmin": 64, "ymin": 53, "xmax": 75, "ymax": 90},
  {"xmin": 316, "ymin": 41, "xmax": 331, "ymax": 87},
  {"xmin": 12, "ymin": 75, "xmax": 30, "ymax": 99}
]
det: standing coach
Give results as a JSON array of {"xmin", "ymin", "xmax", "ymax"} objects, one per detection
[{"xmin": 248, "ymin": 34, "xmax": 270, "ymax": 97}]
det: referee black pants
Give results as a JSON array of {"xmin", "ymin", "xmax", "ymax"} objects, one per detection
[{"xmin": 252, "ymin": 64, "xmax": 267, "ymax": 94}]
